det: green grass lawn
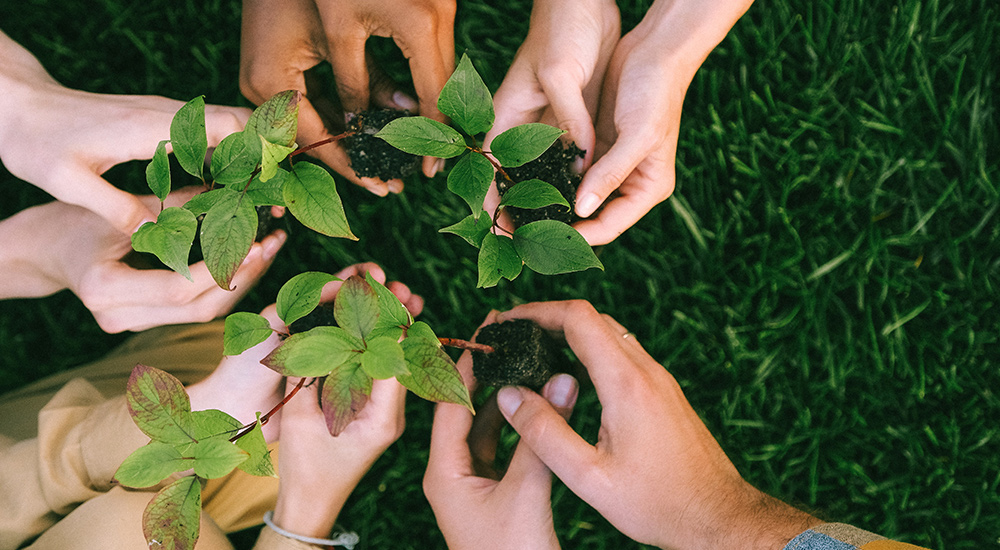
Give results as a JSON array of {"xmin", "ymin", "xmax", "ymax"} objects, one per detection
[{"xmin": 1, "ymin": 0, "xmax": 997, "ymax": 548}]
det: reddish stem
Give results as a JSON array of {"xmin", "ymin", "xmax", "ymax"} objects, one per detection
[
  {"xmin": 439, "ymin": 337, "xmax": 494, "ymax": 354},
  {"xmin": 229, "ymin": 377, "xmax": 308, "ymax": 442},
  {"xmin": 290, "ymin": 131, "xmax": 356, "ymax": 158}
]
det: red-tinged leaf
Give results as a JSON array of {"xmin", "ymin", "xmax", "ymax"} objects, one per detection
[
  {"xmin": 126, "ymin": 365, "xmax": 197, "ymax": 445},
  {"xmin": 143, "ymin": 476, "xmax": 201, "ymax": 550},
  {"xmin": 320, "ymin": 362, "xmax": 373, "ymax": 436},
  {"xmin": 398, "ymin": 339, "xmax": 473, "ymax": 412},
  {"xmin": 334, "ymin": 276, "xmax": 380, "ymax": 340},
  {"xmin": 245, "ymin": 90, "xmax": 300, "ymax": 150}
]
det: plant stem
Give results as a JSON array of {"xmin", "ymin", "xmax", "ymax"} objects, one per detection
[
  {"xmin": 439, "ymin": 337, "xmax": 494, "ymax": 354},
  {"xmin": 229, "ymin": 377, "xmax": 308, "ymax": 442},
  {"xmin": 290, "ymin": 131, "xmax": 356, "ymax": 158}
]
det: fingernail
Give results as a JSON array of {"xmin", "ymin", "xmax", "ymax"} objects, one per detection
[
  {"xmin": 572, "ymin": 157, "xmax": 585, "ymax": 175},
  {"xmin": 364, "ymin": 180, "xmax": 389, "ymax": 197},
  {"xmin": 496, "ymin": 386, "xmax": 524, "ymax": 417},
  {"xmin": 393, "ymin": 91, "xmax": 418, "ymax": 111},
  {"xmin": 576, "ymin": 193, "xmax": 601, "ymax": 217},
  {"xmin": 263, "ymin": 230, "xmax": 286, "ymax": 260},
  {"xmin": 388, "ymin": 180, "xmax": 404, "ymax": 194},
  {"xmin": 434, "ymin": 158, "xmax": 446, "ymax": 175},
  {"xmin": 544, "ymin": 374, "xmax": 578, "ymax": 409},
  {"xmin": 131, "ymin": 217, "xmax": 156, "ymax": 235}
]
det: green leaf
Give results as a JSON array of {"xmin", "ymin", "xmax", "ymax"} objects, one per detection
[
  {"xmin": 146, "ymin": 140, "xmax": 171, "ymax": 201},
  {"xmin": 125, "ymin": 365, "xmax": 197, "ymax": 445},
  {"xmin": 284, "ymin": 163, "xmax": 356, "ymax": 240},
  {"xmin": 276, "ymin": 271, "xmax": 340, "ymax": 326},
  {"xmin": 131, "ymin": 207, "xmax": 197, "ymax": 280},
  {"xmin": 513, "ymin": 220, "xmax": 603, "ymax": 275},
  {"xmin": 437, "ymin": 53, "xmax": 494, "ymax": 136},
  {"xmin": 114, "ymin": 442, "xmax": 188, "ymax": 488},
  {"xmin": 262, "ymin": 326, "xmax": 363, "ymax": 377},
  {"xmin": 143, "ymin": 476, "xmax": 201, "ymax": 550},
  {"xmin": 190, "ymin": 409, "xmax": 242, "ymax": 440},
  {"xmin": 490, "ymin": 123, "xmax": 565, "ymax": 167},
  {"xmin": 478, "ymin": 233, "xmax": 523, "ymax": 288},
  {"xmin": 440, "ymin": 212, "xmax": 492, "ymax": 247},
  {"xmin": 223, "ymin": 312, "xmax": 273, "ymax": 356},
  {"xmin": 360, "ymin": 337, "xmax": 409, "ymax": 379},
  {"xmin": 245, "ymin": 90, "xmax": 300, "ymax": 150},
  {"xmin": 245, "ymin": 169, "xmax": 287, "ymax": 207},
  {"xmin": 365, "ymin": 271, "xmax": 413, "ymax": 330},
  {"xmin": 399, "ymin": 338, "xmax": 473, "ymax": 412},
  {"xmin": 183, "ymin": 188, "xmax": 233, "ymax": 217},
  {"xmin": 375, "ymin": 117, "xmax": 467, "ymax": 158},
  {"xmin": 170, "ymin": 96, "xmax": 208, "ymax": 181},
  {"xmin": 211, "ymin": 132, "xmax": 259, "ymax": 186},
  {"xmin": 448, "ymin": 152, "xmax": 494, "ymax": 217},
  {"xmin": 334, "ymin": 275, "xmax": 380, "ymax": 340},
  {"xmin": 405, "ymin": 321, "xmax": 439, "ymax": 344},
  {"xmin": 499, "ymin": 179, "xmax": 570, "ymax": 209},
  {"xmin": 201, "ymin": 192, "xmax": 257, "ymax": 289},
  {"xmin": 235, "ymin": 415, "xmax": 276, "ymax": 478},
  {"xmin": 189, "ymin": 438, "xmax": 248, "ymax": 479},
  {"xmin": 259, "ymin": 136, "xmax": 295, "ymax": 182},
  {"xmin": 320, "ymin": 362, "xmax": 372, "ymax": 436}
]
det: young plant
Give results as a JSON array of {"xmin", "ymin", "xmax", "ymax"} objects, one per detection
[
  {"xmin": 375, "ymin": 54, "xmax": 604, "ymax": 288},
  {"xmin": 114, "ymin": 364, "xmax": 285, "ymax": 550},
  {"xmin": 131, "ymin": 91, "xmax": 355, "ymax": 289},
  {"xmin": 223, "ymin": 271, "xmax": 474, "ymax": 435}
]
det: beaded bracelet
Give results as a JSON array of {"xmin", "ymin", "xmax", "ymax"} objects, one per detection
[{"xmin": 263, "ymin": 510, "xmax": 359, "ymax": 549}]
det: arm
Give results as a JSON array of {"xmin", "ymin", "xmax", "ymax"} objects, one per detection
[
  {"xmin": 0, "ymin": 189, "xmax": 286, "ymax": 333},
  {"xmin": 573, "ymin": 0, "xmax": 754, "ymax": 245},
  {"xmin": 0, "ymin": 30, "xmax": 251, "ymax": 235}
]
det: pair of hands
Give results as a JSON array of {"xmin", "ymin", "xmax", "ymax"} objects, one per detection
[
  {"xmin": 188, "ymin": 262, "xmax": 424, "ymax": 539},
  {"xmin": 240, "ymin": 0, "xmax": 456, "ymax": 196},
  {"xmin": 486, "ymin": 0, "xmax": 755, "ymax": 245},
  {"xmin": 426, "ymin": 300, "xmax": 820, "ymax": 550}
]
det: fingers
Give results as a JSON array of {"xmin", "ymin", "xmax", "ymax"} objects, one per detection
[
  {"xmin": 54, "ymin": 171, "xmax": 157, "ymax": 235},
  {"xmin": 538, "ymin": 74, "xmax": 596, "ymax": 162},
  {"xmin": 496, "ymin": 381, "xmax": 594, "ymax": 493},
  {"xmin": 574, "ymin": 132, "xmax": 651, "ymax": 219},
  {"xmin": 502, "ymin": 374, "xmax": 579, "ymax": 486},
  {"xmin": 319, "ymin": 262, "xmax": 386, "ymax": 303},
  {"xmin": 385, "ymin": 280, "xmax": 424, "ymax": 318},
  {"xmin": 204, "ymin": 104, "xmax": 252, "ymax": 147}
]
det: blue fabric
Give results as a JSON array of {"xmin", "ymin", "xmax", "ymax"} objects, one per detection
[{"xmin": 785, "ymin": 530, "xmax": 859, "ymax": 550}]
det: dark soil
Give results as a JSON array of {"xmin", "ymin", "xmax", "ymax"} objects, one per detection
[
  {"xmin": 496, "ymin": 142, "xmax": 584, "ymax": 227},
  {"xmin": 471, "ymin": 319, "xmax": 569, "ymax": 390},
  {"xmin": 343, "ymin": 109, "xmax": 421, "ymax": 180},
  {"xmin": 288, "ymin": 302, "xmax": 338, "ymax": 334}
]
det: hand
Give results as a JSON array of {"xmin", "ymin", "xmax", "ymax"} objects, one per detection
[
  {"xmin": 493, "ymin": 301, "xmax": 820, "ymax": 550},
  {"xmin": 240, "ymin": 0, "xmax": 456, "ymax": 196},
  {"xmin": 0, "ymin": 187, "xmax": 286, "ymax": 333},
  {"xmin": 0, "ymin": 31, "xmax": 250, "ymax": 236},
  {"xmin": 423, "ymin": 311, "xmax": 577, "ymax": 550},
  {"xmin": 573, "ymin": 0, "xmax": 755, "ymax": 245},
  {"xmin": 483, "ymin": 0, "xmax": 620, "ymax": 227},
  {"xmin": 268, "ymin": 262, "xmax": 420, "ymax": 537}
]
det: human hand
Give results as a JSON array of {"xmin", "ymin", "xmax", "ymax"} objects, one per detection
[
  {"xmin": 493, "ymin": 301, "xmax": 820, "ymax": 550},
  {"xmin": 573, "ymin": 0, "xmax": 754, "ymax": 245},
  {"xmin": 240, "ymin": 0, "xmax": 456, "ymax": 196},
  {"xmin": 483, "ymin": 0, "xmax": 619, "ymax": 228},
  {"xmin": 0, "ymin": 186, "xmax": 285, "ymax": 333},
  {"xmin": 0, "ymin": 31, "xmax": 250, "ymax": 236},
  {"xmin": 269, "ymin": 262, "xmax": 420, "ymax": 537},
  {"xmin": 423, "ymin": 311, "xmax": 577, "ymax": 550}
]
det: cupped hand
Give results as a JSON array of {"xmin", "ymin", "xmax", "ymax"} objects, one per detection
[
  {"xmin": 0, "ymin": 186, "xmax": 285, "ymax": 333},
  {"xmin": 0, "ymin": 32, "xmax": 250, "ymax": 235},
  {"xmin": 493, "ymin": 301, "xmax": 819, "ymax": 550},
  {"xmin": 423, "ymin": 311, "xmax": 577, "ymax": 550},
  {"xmin": 240, "ymin": 0, "xmax": 455, "ymax": 196},
  {"xmin": 483, "ymin": 0, "xmax": 620, "ymax": 226}
]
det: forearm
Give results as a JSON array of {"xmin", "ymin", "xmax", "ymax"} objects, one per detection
[
  {"xmin": 632, "ymin": 0, "xmax": 754, "ymax": 71},
  {"xmin": 0, "ymin": 207, "xmax": 67, "ymax": 300}
]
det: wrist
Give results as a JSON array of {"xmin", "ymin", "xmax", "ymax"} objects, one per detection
[
  {"xmin": 273, "ymin": 489, "xmax": 348, "ymax": 539},
  {"xmin": 696, "ymin": 483, "xmax": 821, "ymax": 550},
  {"xmin": 630, "ymin": 0, "xmax": 754, "ymax": 73}
]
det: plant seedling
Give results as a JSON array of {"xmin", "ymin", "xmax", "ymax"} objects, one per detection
[
  {"xmin": 344, "ymin": 108, "xmax": 421, "ymax": 180},
  {"xmin": 471, "ymin": 319, "xmax": 570, "ymax": 389},
  {"xmin": 498, "ymin": 142, "xmax": 585, "ymax": 227},
  {"xmin": 374, "ymin": 54, "xmax": 604, "ymax": 288},
  {"xmin": 131, "ymin": 92, "xmax": 356, "ymax": 289}
]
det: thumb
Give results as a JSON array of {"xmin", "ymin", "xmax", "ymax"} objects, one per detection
[
  {"xmin": 496, "ymin": 382, "xmax": 594, "ymax": 490},
  {"xmin": 502, "ymin": 374, "xmax": 579, "ymax": 485},
  {"xmin": 574, "ymin": 134, "xmax": 648, "ymax": 218},
  {"xmin": 70, "ymin": 172, "xmax": 157, "ymax": 235},
  {"xmin": 539, "ymin": 76, "xmax": 595, "ymax": 168}
]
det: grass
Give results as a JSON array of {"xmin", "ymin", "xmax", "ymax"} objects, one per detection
[{"xmin": 1, "ymin": 0, "xmax": 997, "ymax": 548}]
